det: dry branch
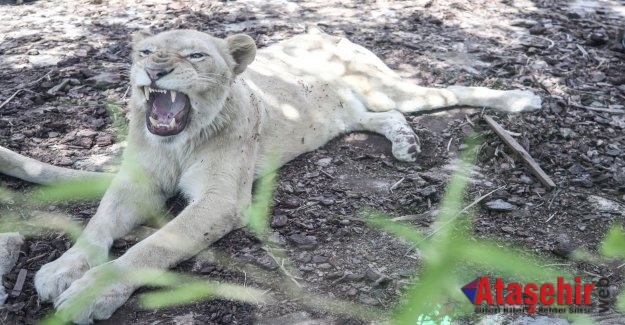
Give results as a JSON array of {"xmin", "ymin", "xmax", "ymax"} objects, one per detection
[
  {"xmin": 570, "ymin": 103, "xmax": 625, "ymax": 115},
  {"xmin": 483, "ymin": 115, "xmax": 556, "ymax": 190}
]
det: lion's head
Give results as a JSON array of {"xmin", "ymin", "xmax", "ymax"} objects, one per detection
[{"xmin": 129, "ymin": 30, "xmax": 256, "ymax": 138}]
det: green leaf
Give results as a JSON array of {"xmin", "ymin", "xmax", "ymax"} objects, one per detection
[
  {"xmin": 618, "ymin": 291, "xmax": 625, "ymax": 313},
  {"xmin": 30, "ymin": 176, "xmax": 112, "ymax": 204},
  {"xmin": 600, "ymin": 226, "xmax": 625, "ymax": 258},
  {"xmin": 245, "ymin": 156, "xmax": 280, "ymax": 239}
]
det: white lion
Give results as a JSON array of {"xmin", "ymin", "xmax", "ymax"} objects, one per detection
[{"xmin": 0, "ymin": 29, "xmax": 541, "ymax": 323}]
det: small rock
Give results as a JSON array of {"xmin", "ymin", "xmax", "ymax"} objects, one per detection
[
  {"xmin": 112, "ymin": 239, "xmax": 127, "ymax": 249},
  {"xmin": 199, "ymin": 265, "xmax": 216, "ymax": 274},
  {"xmin": 529, "ymin": 24, "xmax": 546, "ymax": 35},
  {"xmin": 288, "ymin": 234, "xmax": 317, "ymax": 250},
  {"xmin": 281, "ymin": 197, "xmax": 300, "ymax": 209},
  {"xmin": 76, "ymin": 129, "xmax": 98, "ymax": 137},
  {"xmin": 86, "ymin": 72, "xmax": 121, "ymax": 89},
  {"xmin": 519, "ymin": 175, "xmax": 534, "ymax": 185},
  {"xmin": 91, "ymin": 118, "xmax": 106, "ymax": 129},
  {"xmin": 295, "ymin": 251, "xmax": 312, "ymax": 263},
  {"xmin": 510, "ymin": 18, "xmax": 538, "ymax": 28},
  {"xmin": 75, "ymin": 137, "xmax": 94, "ymax": 149},
  {"xmin": 168, "ymin": 1, "xmax": 187, "ymax": 10},
  {"xmin": 28, "ymin": 54, "xmax": 62, "ymax": 66},
  {"xmin": 304, "ymin": 171, "xmax": 320, "ymax": 179},
  {"xmin": 571, "ymin": 178, "xmax": 593, "ymax": 188},
  {"xmin": 316, "ymin": 157, "xmax": 332, "ymax": 167},
  {"xmin": 501, "ymin": 226, "xmax": 515, "ymax": 233},
  {"xmin": 62, "ymin": 131, "xmax": 77, "ymax": 142},
  {"xmin": 366, "ymin": 269, "xmax": 382, "ymax": 282},
  {"xmin": 271, "ymin": 214, "xmax": 288, "ymax": 228},
  {"xmin": 591, "ymin": 72, "xmax": 606, "ymax": 83},
  {"xmin": 75, "ymin": 49, "xmax": 89, "ymax": 57},
  {"xmin": 587, "ymin": 33, "xmax": 609, "ymax": 46},
  {"xmin": 281, "ymin": 183, "xmax": 294, "ymax": 193},
  {"xmin": 253, "ymin": 255, "xmax": 279, "ymax": 270},
  {"xmin": 485, "ymin": 199, "xmax": 517, "ymax": 212},
  {"xmin": 10, "ymin": 133, "xmax": 25, "ymax": 142},
  {"xmin": 320, "ymin": 198, "xmax": 334, "ymax": 206},
  {"xmin": 317, "ymin": 263, "xmax": 332, "ymax": 269},
  {"xmin": 96, "ymin": 134, "xmax": 113, "ymax": 146},
  {"xmin": 299, "ymin": 265, "xmax": 314, "ymax": 272},
  {"xmin": 312, "ymin": 255, "xmax": 328, "ymax": 264},
  {"xmin": 326, "ymin": 271, "xmax": 344, "ymax": 280},
  {"xmin": 358, "ymin": 294, "xmax": 379, "ymax": 305},
  {"xmin": 365, "ymin": 269, "xmax": 390, "ymax": 286},
  {"xmin": 417, "ymin": 185, "xmax": 437, "ymax": 197},
  {"xmin": 56, "ymin": 157, "xmax": 74, "ymax": 166},
  {"xmin": 267, "ymin": 232, "xmax": 286, "ymax": 246},
  {"xmin": 559, "ymin": 128, "xmax": 574, "ymax": 138},
  {"xmin": 491, "ymin": 189, "xmax": 510, "ymax": 199},
  {"xmin": 48, "ymin": 131, "xmax": 59, "ymax": 138},
  {"xmin": 343, "ymin": 273, "xmax": 363, "ymax": 282},
  {"xmin": 567, "ymin": 12, "xmax": 581, "ymax": 19},
  {"xmin": 568, "ymin": 164, "xmax": 586, "ymax": 175},
  {"xmin": 399, "ymin": 269, "xmax": 413, "ymax": 278},
  {"xmin": 606, "ymin": 149, "xmax": 621, "ymax": 156},
  {"xmin": 553, "ymin": 234, "xmax": 575, "ymax": 258}
]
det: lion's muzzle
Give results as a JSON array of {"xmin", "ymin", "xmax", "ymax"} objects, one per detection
[{"xmin": 143, "ymin": 86, "xmax": 191, "ymax": 136}]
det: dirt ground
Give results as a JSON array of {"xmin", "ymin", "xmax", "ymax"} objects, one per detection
[{"xmin": 1, "ymin": 0, "xmax": 625, "ymax": 324}]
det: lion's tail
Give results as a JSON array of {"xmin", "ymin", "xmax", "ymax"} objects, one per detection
[{"xmin": 0, "ymin": 145, "xmax": 111, "ymax": 186}]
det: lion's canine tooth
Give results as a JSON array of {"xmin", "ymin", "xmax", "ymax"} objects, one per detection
[
  {"xmin": 170, "ymin": 90, "xmax": 177, "ymax": 102},
  {"xmin": 144, "ymin": 86, "xmax": 151, "ymax": 99},
  {"xmin": 149, "ymin": 116, "xmax": 158, "ymax": 126},
  {"xmin": 169, "ymin": 118, "xmax": 176, "ymax": 128}
]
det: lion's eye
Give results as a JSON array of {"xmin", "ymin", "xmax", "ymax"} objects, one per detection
[
  {"xmin": 139, "ymin": 50, "xmax": 152, "ymax": 57},
  {"xmin": 188, "ymin": 53, "xmax": 205, "ymax": 60}
]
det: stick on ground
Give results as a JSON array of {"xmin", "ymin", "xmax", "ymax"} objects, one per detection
[{"xmin": 483, "ymin": 115, "xmax": 556, "ymax": 190}]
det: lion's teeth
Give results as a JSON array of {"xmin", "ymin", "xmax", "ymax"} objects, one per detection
[
  {"xmin": 149, "ymin": 116, "xmax": 158, "ymax": 126},
  {"xmin": 169, "ymin": 118, "xmax": 176, "ymax": 128},
  {"xmin": 170, "ymin": 90, "xmax": 177, "ymax": 102},
  {"xmin": 144, "ymin": 86, "xmax": 151, "ymax": 100}
]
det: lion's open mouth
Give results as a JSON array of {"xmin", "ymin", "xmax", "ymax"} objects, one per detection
[{"xmin": 144, "ymin": 86, "xmax": 191, "ymax": 136}]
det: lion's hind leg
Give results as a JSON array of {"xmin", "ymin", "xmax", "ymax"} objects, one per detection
[
  {"xmin": 335, "ymin": 38, "xmax": 541, "ymax": 113},
  {"xmin": 351, "ymin": 110, "xmax": 420, "ymax": 162}
]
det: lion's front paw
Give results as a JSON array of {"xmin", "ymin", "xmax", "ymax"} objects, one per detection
[
  {"xmin": 54, "ymin": 264, "xmax": 134, "ymax": 324},
  {"xmin": 392, "ymin": 131, "xmax": 421, "ymax": 162},
  {"xmin": 35, "ymin": 248, "xmax": 92, "ymax": 302},
  {"xmin": 500, "ymin": 90, "xmax": 542, "ymax": 112}
]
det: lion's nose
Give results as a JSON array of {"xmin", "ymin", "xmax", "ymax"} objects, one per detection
[{"xmin": 145, "ymin": 67, "xmax": 174, "ymax": 81}]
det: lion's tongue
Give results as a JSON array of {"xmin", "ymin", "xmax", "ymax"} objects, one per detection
[
  {"xmin": 151, "ymin": 91, "xmax": 187, "ymax": 122},
  {"xmin": 146, "ymin": 90, "xmax": 191, "ymax": 136}
]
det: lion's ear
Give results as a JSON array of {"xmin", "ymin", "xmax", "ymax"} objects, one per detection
[
  {"xmin": 226, "ymin": 34, "xmax": 256, "ymax": 75},
  {"xmin": 132, "ymin": 29, "xmax": 153, "ymax": 43}
]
